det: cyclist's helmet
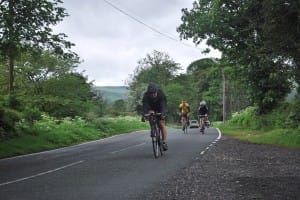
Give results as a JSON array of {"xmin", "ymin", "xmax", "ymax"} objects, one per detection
[
  {"xmin": 147, "ymin": 83, "xmax": 157, "ymax": 94},
  {"xmin": 199, "ymin": 100, "xmax": 206, "ymax": 106}
]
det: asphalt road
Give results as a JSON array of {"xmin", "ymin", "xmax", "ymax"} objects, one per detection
[{"xmin": 0, "ymin": 127, "xmax": 221, "ymax": 200}]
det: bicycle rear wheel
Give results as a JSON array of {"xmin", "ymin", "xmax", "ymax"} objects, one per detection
[{"xmin": 184, "ymin": 122, "xmax": 188, "ymax": 134}]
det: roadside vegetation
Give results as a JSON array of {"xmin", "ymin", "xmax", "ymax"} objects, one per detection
[
  {"xmin": 0, "ymin": 116, "xmax": 148, "ymax": 158},
  {"xmin": 217, "ymin": 99, "xmax": 300, "ymax": 149}
]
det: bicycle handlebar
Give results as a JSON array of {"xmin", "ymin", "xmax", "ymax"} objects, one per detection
[{"xmin": 144, "ymin": 113, "xmax": 162, "ymax": 117}]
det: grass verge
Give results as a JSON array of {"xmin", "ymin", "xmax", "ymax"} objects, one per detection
[
  {"xmin": 0, "ymin": 116, "xmax": 149, "ymax": 159},
  {"xmin": 216, "ymin": 122, "xmax": 300, "ymax": 149}
]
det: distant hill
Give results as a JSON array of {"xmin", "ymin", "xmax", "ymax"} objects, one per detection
[{"xmin": 92, "ymin": 86, "xmax": 129, "ymax": 103}]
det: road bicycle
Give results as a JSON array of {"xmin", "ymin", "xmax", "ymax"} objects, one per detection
[
  {"xmin": 144, "ymin": 113, "xmax": 163, "ymax": 158},
  {"xmin": 198, "ymin": 115, "xmax": 207, "ymax": 134},
  {"xmin": 182, "ymin": 114, "xmax": 188, "ymax": 134}
]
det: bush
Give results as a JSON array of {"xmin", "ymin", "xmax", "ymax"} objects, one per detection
[
  {"xmin": 33, "ymin": 96, "xmax": 89, "ymax": 118},
  {"xmin": 23, "ymin": 107, "xmax": 42, "ymax": 125},
  {"xmin": 0, "ymin": 106, "xmax": 22, "ymax": 139},
  {"xmin": 286, "ymin": 99, "xmax": 300, "ymax": 128},
  {"xmin": 229, "ymin": 107, "xmax": 259, "ymax": 129}
]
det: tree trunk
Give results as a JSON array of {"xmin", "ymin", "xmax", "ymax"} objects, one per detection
[
  {"xmin": 8, "ymin": 55, "xmax": 14, "ymax": 93},
  {"xmin": 222, "ymin": 69, "xmax": 226, "ymax": 122},
  {"xmin": 295, "ymin": 59, "xmax": 300, "ymax": 97}
]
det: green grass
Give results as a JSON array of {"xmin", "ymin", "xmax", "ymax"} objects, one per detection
[
  {"xmin": 214, "ymin": 103, "xmax": 300, "ymax": 149},
  {"xmin": 216, "ymin": 122, "xmax": 300, "ymax": 149},
  {"xmin": 0, "ymin": 116, "xmax": 149, "ymax": 159}
]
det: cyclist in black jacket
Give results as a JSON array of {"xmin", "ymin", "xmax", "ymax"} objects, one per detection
[
  {"xmin": 197, "ymin": 100, "xmax": 209, "ymax": 133},
  {"xmin": 142, "ymin": 83, "xmax": 168, "ymax": 151}
]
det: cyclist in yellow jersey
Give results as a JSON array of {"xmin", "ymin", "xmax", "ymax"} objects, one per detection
[{"xmin": 179, "ymin": 100, "xmax": 190, "ymax": 131}]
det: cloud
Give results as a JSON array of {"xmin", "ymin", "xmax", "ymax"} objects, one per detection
[{"xmin": 54, "ymin": 0, "xmax": 221, "ymax": 86}]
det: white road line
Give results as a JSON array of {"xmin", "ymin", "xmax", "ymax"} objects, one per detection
[
  {"xmin": 0, "ymin": 160, "xmax": 84, "ymax": 187},
  {"xmin": 110, "ymin": 143, "xmax": 146, "ymax": 154},
  {"xmin": 200, "ymin": 128, "xmax": 222, "ymax": 156},
  {"xmin": 216, "ymin": 128, "xmax": 222, "ymax": 140}
]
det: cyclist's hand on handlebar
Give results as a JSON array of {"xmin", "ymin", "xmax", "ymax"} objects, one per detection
[{"xmin": 148, "ymin": 110, "xmax": 155, "ymax": 115}]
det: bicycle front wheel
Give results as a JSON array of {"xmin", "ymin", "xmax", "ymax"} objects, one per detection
[
  {"xmin": 158, "ymin": 127, "xmax": 163, "ymax": 156},
  {"xmin": 152, "ymin": 128, "xmax": 159, "ymax": 158}
]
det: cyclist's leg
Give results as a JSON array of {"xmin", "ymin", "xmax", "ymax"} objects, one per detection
[
  {"xmin": 181, "ymin": 114, "xmax": 185, "ymax": 130},
  {"xmin": 200, "ymin": 116, "xmax": 205, "ymax": 130},
  {"xmin": 159, "ymin": 119, "xmax": 167, "ymax": 141},
  {"xmin": 159, "ymin": 119, "xmax": 168, "ymax": 150}
]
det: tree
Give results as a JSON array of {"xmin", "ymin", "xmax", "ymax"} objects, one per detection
[
  {"xmin": 13, "ymin": 51, "xmax": 80, "ymax": 95},
  {"xmin": 0, "ymin": 0, "xmax": 75, "ymax": 92},
  {"xmin": 127, "ymin": 50, "xmax": 181, "ymax": 114},
  {"xmin": 260, "ymin": 0, "xmax": 300, "ymax": 95},
  {"xmin": 128, "ymin": 50, "xmax": 181, "ymax": 90},
  {"xmin": 177, "ymin": 0, "xmax": 296, "ymax": 113},
  {"xmin": 36, "ymin": 72, "xmax": 94, "ymax": 118}
]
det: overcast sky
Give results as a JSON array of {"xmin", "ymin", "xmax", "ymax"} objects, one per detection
[{"xmin": 54, "ymin": 0, "xmax": 221, "ymax": 86}]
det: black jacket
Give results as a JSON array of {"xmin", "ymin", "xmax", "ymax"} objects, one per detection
[
  {"xmin": 197, "ymin": 105, "xmax": 208, "ymax": 116},
  {"xmin": 142, "ymin": 89, "xmax": 167, "ymax": 116}
]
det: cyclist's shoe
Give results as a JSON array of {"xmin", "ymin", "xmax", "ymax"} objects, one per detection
[
  {"xmin": 162, "ymin": 142, "xmax": 168, "ymax": 151},
  {"xmin": 200, "ymin": 127, "xmax": 205, "ymax": 134}
]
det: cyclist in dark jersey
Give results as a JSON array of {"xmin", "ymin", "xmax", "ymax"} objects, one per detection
[
  {"xmin": 142, "ymin": 83, "xmax": 168, "ymax": 151},
  {"xmin": 197, "ymin": 100, "xmax": 209, "ymax": 132}
]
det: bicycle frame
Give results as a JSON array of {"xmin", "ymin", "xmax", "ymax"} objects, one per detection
[
  {"xmin": 182, "ymin": 114, "xmax": 188, "ymax": 134},
  {"xmin": 145, "ymin": 113, "xmax": 163, "ymax": 158}
]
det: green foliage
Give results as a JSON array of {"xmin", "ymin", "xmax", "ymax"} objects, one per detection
[
  {"xmin": 0, "ymin": 95, "xmax": 23, "ymax": 139},
  {"xmin": 23, "ymin": 107, "xmax": 42, "ymax": 125},
  {"xmin": 228, "ymin": 107, "xmax": 258, "ymax": 129},
  {"xmin": 177, "ymin": 0, "xmax": 298, "ymax": 114},
  {"xmin": 108, "ymin": 99, "xmax": 129, "ymax": 116},
  {"xmin": 218, "ymin": 101, "xmax": 300, "ymax": 148},
  {"xmin": 127, "ymin": 50, "xmax": 181, "ymax": 114},
  {"xmin": 0, "ymin": 115, "xmax": 148, "ymax": 158},
  {"xmin": 33, "ymin": 96, "xmax": 89, "ymax": 118},
  {"xmin": 0, "ymin": 0, "xmax": 76, "ymax": 91},
  {"xmin": 0, "ymin": 106, "xmax": 21, "ymax": 139},
  {"xmin": 218, "ymin": 124, "xmax": 300, "ymax": 149},
  {"xmin": 222, "ymin": 98, "xmax": 300, "ymax": 133},
  {"xmin": 14, "ymin": 51, "xmax": 80, "ymax": 95},
  {"xmin": 287, "ymin": 99, "xmax": 300, "ymax": 128},
  {"xmin": 6, "ymin": 94, "xmax": 23, "ymax": 110},
  {"xmin": 43, "ymin": 73, "xmax": 92, "ymax": 101},
  {"xmin": 164, "ymin": 82, "xmax": 188, "ymax": 122}
]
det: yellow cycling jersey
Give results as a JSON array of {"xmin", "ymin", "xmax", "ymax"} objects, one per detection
[{"xmin": 179, "ymin": 102, "xmax": 190, "ymax": 114}]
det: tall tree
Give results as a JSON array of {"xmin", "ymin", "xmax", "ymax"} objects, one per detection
[
  {"xmin": 260, "ymin": 0, "xmax": 300, "ymax": 95},
  {"xmin": 0, "ymin": 0, "xmax": 75, "ymax": 92},
  {"xmin": 14, "ymin": 51, "xmax": 80, "ymax": 95},
  {"xmin": 127, "ymin": 50, "xmax": 181, "ymax": 114},
  {"xmin": 177, "ymin": 0, "xmax": 297, "ymax": 113}
]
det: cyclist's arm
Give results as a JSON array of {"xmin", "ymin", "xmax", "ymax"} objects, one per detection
[{"xmin": 142, "ymin": 94, "xmax": 150, "ymax": 115}]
